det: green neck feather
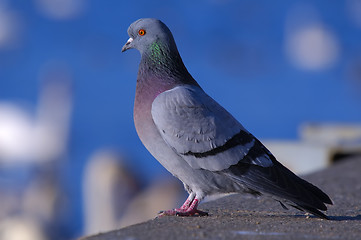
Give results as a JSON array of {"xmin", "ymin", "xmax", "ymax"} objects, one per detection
[
  {"xmin": 149, "ymin": 41, "xmax": 167, "ymax": 65},
  {"xmin": 140, "ymin": 40, "xmax": 198, "ymax": 87}
]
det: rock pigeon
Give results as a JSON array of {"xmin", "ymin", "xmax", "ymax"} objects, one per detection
[{"xmin": 122, "ymin": 18, "xmax": 332, "ymax": 219}]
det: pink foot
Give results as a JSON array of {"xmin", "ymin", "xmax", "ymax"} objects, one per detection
[{"xmin": 157, "ymin": 198, "xmax": 208, "ymax": 217}]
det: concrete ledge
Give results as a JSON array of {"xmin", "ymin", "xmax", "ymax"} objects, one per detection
[{"xmin": 80, "ymin": 157, "xmax": 361, "ymax": 240}]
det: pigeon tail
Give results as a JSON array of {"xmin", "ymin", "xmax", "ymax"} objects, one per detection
[{"xmin": 224, "ymin": 159, "xmax": 332, "ymax": 219}]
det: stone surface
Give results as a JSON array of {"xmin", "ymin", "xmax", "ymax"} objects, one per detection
[{"xmin": 80, "ymin": 157, "xmax": 361, "ymax": 240}]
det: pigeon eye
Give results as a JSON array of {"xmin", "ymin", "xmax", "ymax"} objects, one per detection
[{"xmin": 138, "ymin": 29, "xmax": 146, "ymax": 36}]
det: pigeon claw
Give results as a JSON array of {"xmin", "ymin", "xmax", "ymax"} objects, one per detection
[
  {"xmin": 157, "ymin": 209, "xmax": 208, "ymax": 217},
  {"xmin": 176, "ymin": 209, "xmax": 209, "ymax": 217}
]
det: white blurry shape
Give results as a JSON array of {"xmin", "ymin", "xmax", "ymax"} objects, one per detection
[
  {"xmin": 34, "ymin": 65, "xmax": 72, "ymax": 162},
  {"xmin": 301, "ymin": 123, "xmax": 361, "ymax": 145},
  {"xmin": 263, "ymin": 140, "xmax": 329, "ymax": 175},
  {"xmin": 263, "ymin": 123, "xmax": 361, "ymax": 175},
  {"xmin": 346, "ymin": 0, "xmax": 361, "ymax": 28},
  {"xmin": 22, "ymin": 174, "xmax": 58, "ymax": 223},
  {"xmin": 35, "ymin": 0, "xmax": 86, "ymax": 20},
  {"xmin": 83, "ymin": 150, "xmax": 138, "ymax": 235},
  {"xmin": 286, "ymin": 24, "xmax": 339, "ymax": 71},
  {"xmin": 285, "ymin": 5, "xmax": 340, "ymax": 71},
  {"xmin": 0, "ymin": 104, "xmax": 35, "ymax": 161},
  {"xmin": 0, "ymin": 217, "xmax": 46, "ymax": 240},
  {"xmin": 0, "ymin": 189, "xmax": 22, "ymax": 220},
  {"xmin": 0, "ymin": 65, "xmax": 72, "ymax": 164},
  {"xmin": 118, "ymin": 178, "xmax": 182, "ymax": 228},
  {"xmin": 0, "ymin": 2, "xmax": 22, "ymax": 49}
]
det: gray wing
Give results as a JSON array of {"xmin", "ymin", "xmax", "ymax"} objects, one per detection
[{"xmin": 151, "ymin": 85, "xmax": 273, "ymax": 171}]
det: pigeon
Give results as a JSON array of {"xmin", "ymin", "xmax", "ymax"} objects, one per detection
[{"xmin": 122, "ymin": 18, "xmax": 332, "ymax": 219}]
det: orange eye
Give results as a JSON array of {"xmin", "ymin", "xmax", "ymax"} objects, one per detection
[{"xmin": 138, "ymin": 29, "xmax": 146, "ymax": 36}]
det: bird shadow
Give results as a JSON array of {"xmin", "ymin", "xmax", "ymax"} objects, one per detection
[
  {"xmin": 328, "ymin": 215, "xmax": 361, "ymax": 221},
  {"xmin": 282, "ymin": 213, "xmax": 361, "ymax": 221}
]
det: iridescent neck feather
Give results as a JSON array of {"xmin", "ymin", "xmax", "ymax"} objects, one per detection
[{"xmin": 138, "ymin": 40, "xmax": 198, "ymax": 87}]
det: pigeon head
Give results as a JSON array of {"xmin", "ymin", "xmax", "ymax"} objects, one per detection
[
  {"xmin": 122, "ymin": 18, "xmax": 177, "ymax": 55},
  {"xmin": 122, "ymin": 18, "xmax": 198, "ymax": 86}
]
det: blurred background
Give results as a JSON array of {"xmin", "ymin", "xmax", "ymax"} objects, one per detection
[{"xmin": 0, "ymin": 0, "xmax": 361, "ymax": 239}]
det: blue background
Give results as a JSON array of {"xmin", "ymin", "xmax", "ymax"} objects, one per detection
[{"xmin": 1, "ymin": 0, "xmax": 361, "ymax": 238}]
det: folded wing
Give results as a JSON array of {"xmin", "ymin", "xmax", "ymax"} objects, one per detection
[{"xmin": 151, "ymin": 85, "xmax": 273, "ymax": 171}]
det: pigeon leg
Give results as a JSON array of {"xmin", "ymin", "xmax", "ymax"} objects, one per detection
[{"xmin": 175, "ymin": 192, "xmax": 195, "ymax": 211}]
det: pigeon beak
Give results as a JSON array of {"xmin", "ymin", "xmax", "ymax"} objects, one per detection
[{"xmin": 122, "ymin": 37, "xmax": 133, "ymax": 52}]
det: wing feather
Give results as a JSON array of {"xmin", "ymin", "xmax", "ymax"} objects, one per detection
[{"xmin": 151, "ymin": 85, "xmax": 273, "ymax": 171}]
